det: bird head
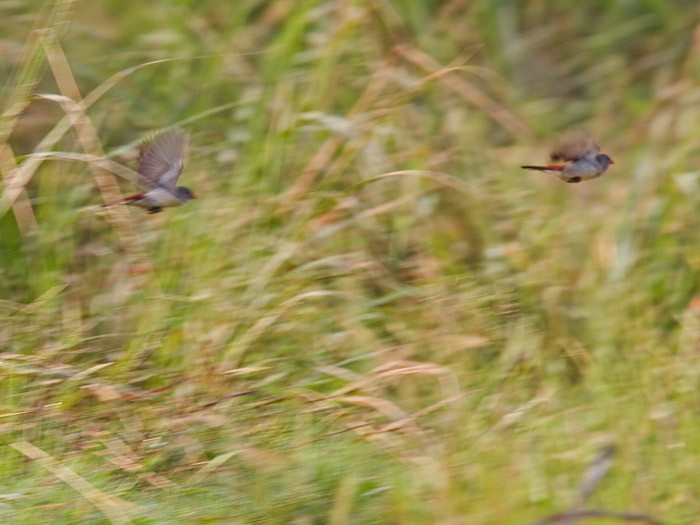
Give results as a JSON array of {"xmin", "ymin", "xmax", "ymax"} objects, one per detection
[
  {"xmin": 175, "ymin": 186, "xmax": 197, "ymax": 202},
  {"xmin": 596, "ymin": 154, "xmax": 614, "ymax": 168}
]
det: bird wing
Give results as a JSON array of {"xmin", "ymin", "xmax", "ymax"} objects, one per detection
[
  {"xmin": 137, "ymin": 128, "xmax": 188, "ymax": 189},
  {"xmin": 550, "ymin": 131, "xmax": 600, "ymax": 162}
]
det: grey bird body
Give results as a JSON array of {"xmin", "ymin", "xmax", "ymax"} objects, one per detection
[
  {"xmin": 521, "ymin": 132, "xmax": 614, "ymax": 183},
  {"xmin": 106, "ymin": 128, "xmax": 196, "ymax": 213},
  {"xmin": 124, "ymin": 186, "xmax": 194, "ymax": 213}
]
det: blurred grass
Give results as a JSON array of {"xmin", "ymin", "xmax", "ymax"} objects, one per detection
[{"xmin": 2, "ymin": 0, "xmax": 700, "ymax": 523}]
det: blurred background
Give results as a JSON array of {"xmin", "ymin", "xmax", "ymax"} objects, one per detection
[{"xmin": 2, "ymin": 0, "xmax": 700, "ymax": 523}]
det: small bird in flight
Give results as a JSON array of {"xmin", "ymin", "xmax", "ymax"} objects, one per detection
[
  {"xmin": 521, "ymin": 132, "xmax": 614, "ymax": 183},
  {"xmin": 105, "ymin": 128, "xmax": 196, "ymax": 213}
]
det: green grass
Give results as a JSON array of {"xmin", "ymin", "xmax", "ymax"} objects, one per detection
[{"xmin": 2, "ymin": 0, "xmax": 700, "ymax": 523}]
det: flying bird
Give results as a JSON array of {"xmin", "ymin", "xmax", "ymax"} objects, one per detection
[
  {"xmin": 521, "ymin": 132, "xmax": 614, "ymax": 183},
  {"xmin": 105, "ymin": 128, "xmax": 196, "ymax": 213}
]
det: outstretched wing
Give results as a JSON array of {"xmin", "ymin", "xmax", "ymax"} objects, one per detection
[
  {"xmin": 550, "ymin": 131, "xmax": 599, "ymax": 162},
  {"xmin": 137, "ymin": 128, "xmax": 188, "ymax": 189}
]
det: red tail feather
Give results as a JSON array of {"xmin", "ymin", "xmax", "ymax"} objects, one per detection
[
  {"xmin": 121, "ymin": 192, "xmax": 145, "ymax": 202},
  {"xmin": 103, "ymin": 193, "xmax": 144, "ymax": 207},
  {"xmin": 521, "ymin": 163, "xmax": 567, "ymax": 172}
]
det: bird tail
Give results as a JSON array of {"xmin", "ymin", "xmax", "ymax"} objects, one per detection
[
  {"xmin": 520, "ymin": 164, "xmax": 567, "ymax": 172},
  {"xmin": 102, "ymin": 193, "xmax": 143, "ymax": 207}
]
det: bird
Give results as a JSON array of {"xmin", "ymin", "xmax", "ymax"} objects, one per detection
[
  {"xmin": 520, "ymin": 132, "xmax": 614, "ymax": 183},
  {"xmin": 104, "ymin": 128, "xmax": 196, "ymax": 213}
]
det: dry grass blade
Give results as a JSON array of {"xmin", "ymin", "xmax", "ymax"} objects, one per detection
[
  {"xmin": 0, "ymin": 1, "xmax": 78, "ymax": 230},
  {"xmin": 11, "ymin": 440, "xmax": 141, "ymax": 525},
  {"xmin": 281, "ymin": 134, "xmax": 343, "ymax": 207},
  {"xmin": 0, "ymin": 144, "xmax": 37, "ymax": 235},
  {"xmin": 311, "ymin": 361, "xmax": 462, "ymax": 450},
  {"xmin": 0, "ymin": 147, "xmax": 148, "ymax": 232},
  {"xmin": 394, "ymin": 43, "xmax": 533, "ymax": 140},
  {"xmin": 328, "ymin": 473, "xmax": 358, "ymax": 525},
  {"xmin": 32, "ymin": 93, "xmax": 123, "ymax": 205},
  {"xmin": 20, "ymin": 284, "xmax": 68, "ymax": 314},
  {"xmin": 98, "ymin": 438, "xmax": 174, "ymax": 489},
  {"xmin": 332, "ymin": 395, "xmax": 408, "ymax": 421},
  {"xmin": 188, "ymin": 451, "xmax": 237, "ymax": 485},
  {"xmin": 42, "ymin": 27, "xmax": 82, "ymax": 101},
  {"xmin": 307, "ymin": 192, "xmax": 425, "ymax": 241},
  {"xmin": 243, "ymin": 241, "xmax": 300, "ymax": 304},
  {"xmin": 378, "ymin": 395, "xmax": 462, "ymax": 434},
  {"xmin": 10, "ymin": 150, "xmax": 148, "ymax": 190},
  {"xmin": 357, "ymin": 191, "xmax": 424, "ymax": 219},
  {"xmin": 281, "ymin": 55, "xmax": 397, "ymax": 206},
  {"xmin": 325, "ymin": 359, "xmax": 459, "ymax": 399},
  {"xmin": 223, "ymin": 289, "xmax": 349, "ymax": 366},
  {"xmin": 360, "ymin": 170, "xmax": 471, "ymax": 194},
  {"xmin": 0, "ymin": 31, "xmax": 46, "ymax": 231}
]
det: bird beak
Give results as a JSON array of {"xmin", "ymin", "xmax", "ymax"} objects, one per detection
[
  {"xmin": 610, "ymin": 159, "xmax": 615, "ymax": 165},
  {"xmin": 192, "ymin": 194, "xmax": 198, "ymax": 199}
]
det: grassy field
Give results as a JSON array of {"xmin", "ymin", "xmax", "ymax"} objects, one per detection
[{"xmin": 2, "ymin": 1, "xmax": 700, "ymax": 523}]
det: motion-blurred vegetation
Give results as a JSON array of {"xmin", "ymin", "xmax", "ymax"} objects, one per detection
[{"xmin": 2, "ymin": 0, "xmax": 700, "ymax": 523}]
